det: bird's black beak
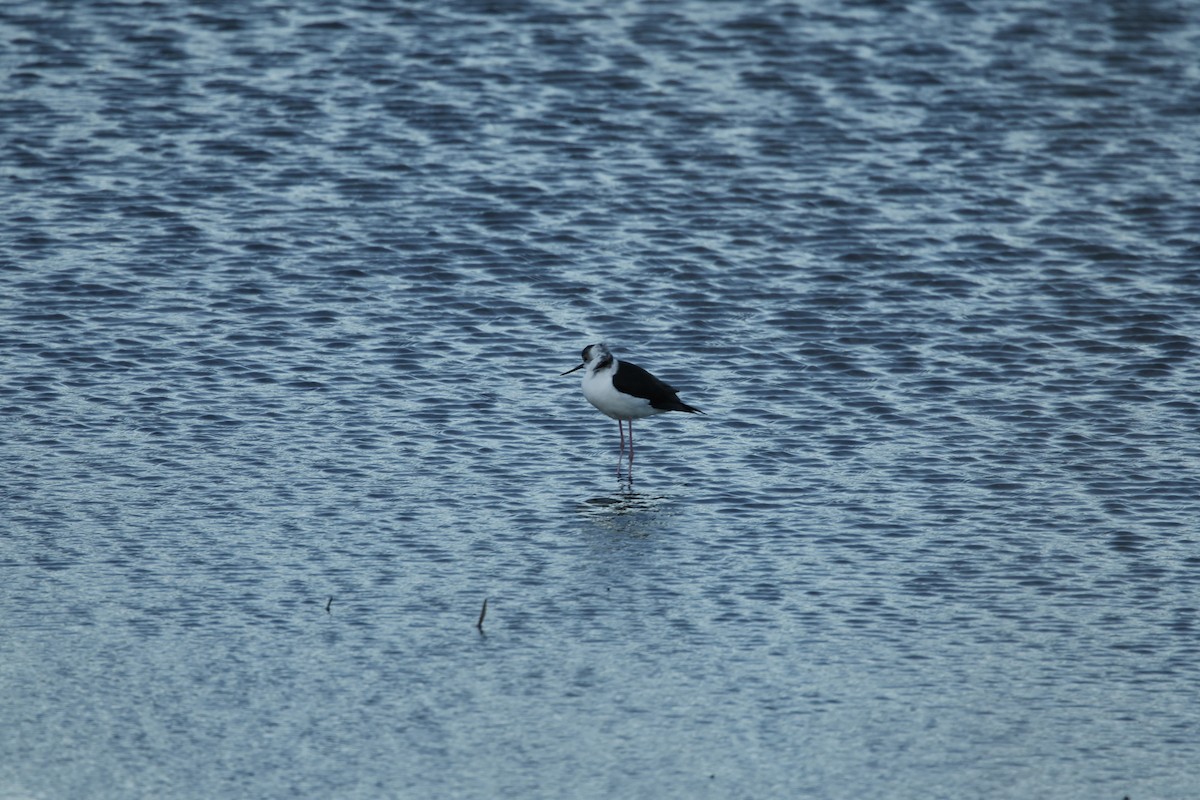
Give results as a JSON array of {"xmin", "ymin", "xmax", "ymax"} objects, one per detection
[{"xmin": 560, "ymin": 363, "xmax": 584, "ymax": 376}]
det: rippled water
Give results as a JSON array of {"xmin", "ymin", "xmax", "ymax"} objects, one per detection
[{"xmin": 3, "ymin": 1, "xmax": 1200, "ymax": 797}]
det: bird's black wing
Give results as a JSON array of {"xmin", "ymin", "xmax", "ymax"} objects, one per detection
[{"xmin": 615, "ymin": 361, "xmax": 702, "ymax": 413}]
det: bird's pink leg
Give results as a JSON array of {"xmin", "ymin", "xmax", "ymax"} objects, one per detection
[
  {"xmin": 615, "ymin": 420, "xmax": 626, "ymax": 475},
  {"xmin": 628, "ymin": 420, "xmax": 634, "ymax": 463}
]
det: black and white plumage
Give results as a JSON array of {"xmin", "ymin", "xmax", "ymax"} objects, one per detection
[{"xmin": 561, "ymin": 343, "xmax": 703, "ymax": 460}]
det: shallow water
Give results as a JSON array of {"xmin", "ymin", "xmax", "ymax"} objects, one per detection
[{"xmin": 3, "ymin": 1, "xmax": 1200, "ymax": 798}]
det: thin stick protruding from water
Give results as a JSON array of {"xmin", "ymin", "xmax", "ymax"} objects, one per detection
[{"xmin": 476, "ymin": 597, "xmax": 488, "ymax": 633}]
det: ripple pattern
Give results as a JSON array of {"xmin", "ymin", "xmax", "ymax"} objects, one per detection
[{"xmin": 3, "ymin": 1, "xmax": 1200, "ymax": 798}]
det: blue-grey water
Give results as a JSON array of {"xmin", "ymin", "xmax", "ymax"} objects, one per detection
[{"xmin": 3, "ymin": 1, "xmax": 1199, "ymax": 798}]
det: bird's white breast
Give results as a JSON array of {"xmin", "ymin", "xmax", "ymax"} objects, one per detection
[{"xmin": 581, "ymin": 367, "xmax": 660, "ymax": 420}]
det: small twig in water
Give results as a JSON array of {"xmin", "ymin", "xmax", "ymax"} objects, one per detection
[
  {"xmin": 476, "ymin": 597, "xmax": 488, "ymax": 632},
  {"xmin": 325, "ymin": 596, "xmax": 332, "ymax": 614}
]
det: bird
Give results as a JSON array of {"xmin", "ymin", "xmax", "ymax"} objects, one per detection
[{"xmin": 561, "ymin": 343, "xmax": 703, "ymax": 462}]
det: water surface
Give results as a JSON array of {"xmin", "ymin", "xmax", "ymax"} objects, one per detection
[{"xmin": 3, "ymin": 1, "xmax": 1200, "ymax": 798}]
